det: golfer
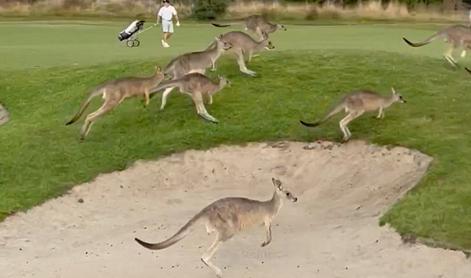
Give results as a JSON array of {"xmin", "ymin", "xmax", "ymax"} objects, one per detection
[{"xmin": 155, "ymin": 0, "xmax": 180, "ymax": 48}]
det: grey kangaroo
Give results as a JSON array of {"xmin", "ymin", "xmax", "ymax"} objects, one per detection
[
  {"xmin": 150, "ymin": 73, "xmax": 230, "ymax": 123},
  {"xmin": 212, "ymin": 15, "xmax": 287, "ymax": 40},
  {"xmin": 135, "ymin": 178, "xmax": 297, "ymax": 278},
  {"xmin": 208, "ymin": 31, "xmax": 275, "ymax": 76},
  {"xmin": 159, "ymin": 35, "xmax": 232, "ymax": 110},
  {"xmin": 403, "ymin": 25, "xmax": 471, "ymax": 67},
  {"xmin": 300, "ymin": 88, "xmax": 406, "ymax": 141},
  {"xmin": 66, "ymin": 66, "xmax": 164, "ymax": 140}
]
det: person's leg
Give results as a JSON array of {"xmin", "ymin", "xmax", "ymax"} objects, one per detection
[
  {"xmin": 161, "ymin": 21, "xmax": 170, "ymax": 47},
  {"xmin": 164, "ymin": 22, "xmax": 174, "ymax": 45}
]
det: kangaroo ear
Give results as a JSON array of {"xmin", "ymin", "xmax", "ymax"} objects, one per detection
[
  {"xmin": 272, "ymin": 178, "xmax": 282, "ymax": 189},
  {"xmin": 391, "ymin": 87, "xmax": 396, "ymax": 95},
  {"xmin": 155, "ymin": 65, "xmax": 161, "ymax": 72},
  {"xmin": 215, "ymin": 34, "xmax": 223, "ymax": 41}
]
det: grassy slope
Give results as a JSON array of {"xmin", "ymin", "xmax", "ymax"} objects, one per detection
[{"xmin": 0, "ymin": 21, "xmax": 470, "ymax": 250}]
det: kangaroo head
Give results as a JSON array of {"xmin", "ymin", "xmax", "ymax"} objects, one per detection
[
  {"xmin": 218, "ymin": 75, "xmax": 231, "ymax": 87},
  {"xmin": 272, "ymin": 178, "xmax": 298, "ymax": 202},
  {"xmin": 277, "ymin": 24, "xmax": 287, "ymax": 31},
  {"xmin": 264, "ymin": 40, "xmax": 275, "ymax": 50},
  {"xmin": 391, "ymin": 87, "xmax": 406, "ymax": 103},
  {"xmin": 154, "ymin": 65, "xmax": 165, "ymax": 80},
  {"xmin": 215, "ymin": 35, "xmax": 232, "ymax": 51}
]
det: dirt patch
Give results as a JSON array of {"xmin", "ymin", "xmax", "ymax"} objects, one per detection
[
  {"xmin": 0, "ymin": 141, "xmax": 470, "ymax": 278},
  {"xmin": 0, "ymin": 103, "xmax": 9, "ymax": 126}
]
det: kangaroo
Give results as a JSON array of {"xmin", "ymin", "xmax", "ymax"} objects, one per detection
[
  {"xmin": 212, "ymin": 15, "xmax": 287, "ymax": 40},
  {"xmin": 135, "ymin": 178, "xmax": 297, "ymax": 278},
  {"xmin": 66, "ymin": 66, "xmax": 164, "ymax": 140},
  {"xmin": 208, "ymin": 31, "xmax": 275, "ymax": 76},
  {"xmin": 403, "ymin": 25, "xmax": 471, "ymax": 67},
  {"xmin": 300, "ymin": 88, "xmax": 406, "ymax": 141},
  {"xmin": 159, "ymin": 35, "xmax": 232, "ymax": 111},
  {"xmin": 150, "ymin": 73, "xmax": 230, "ymax": 123}
]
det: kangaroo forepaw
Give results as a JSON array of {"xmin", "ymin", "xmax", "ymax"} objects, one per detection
[{"xmin": 261, "ymin": 241, "xmax": 270, "ymax": 247}]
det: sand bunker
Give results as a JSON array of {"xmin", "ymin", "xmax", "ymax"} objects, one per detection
[{"xmin": 1, "ymin": 141, "xmax": 470, "ymax": 278}]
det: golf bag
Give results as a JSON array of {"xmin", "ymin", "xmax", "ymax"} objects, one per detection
[{"xmin": 118, "ymin": 20, "xmax": 145, "ymax": 47}]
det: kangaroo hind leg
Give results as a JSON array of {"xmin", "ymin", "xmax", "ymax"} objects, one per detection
[
  {"xmin": 444, "ymin": 45, "xmax": 458, "ymax": 67},
  {"xmin": 201, "ymin": 234, "xmax": 223, "ymax": 278},
  {"xmin": 80, "ymin": 99, "xmax": 116, "ymax": 140},
  {"xmin": 193, "ymin": 92, "xmax": 218, "ymax": 123},
  {"xmin": 339, "ymin": 110, "xmax": 364, "ymax": 142},
  {"xmin": 235, "ymin": 49, "xmax": 256, "ymax": 76}
]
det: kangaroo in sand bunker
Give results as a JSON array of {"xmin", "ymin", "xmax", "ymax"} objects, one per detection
[
  {"xmin": 403, "ymin": 25, "xmax": 471, "ymax": 67},
  {"xmin": 135, "ymin": 178, "xmax": 298, "ymax": 278},
  {"xmin": 159, "ymin": 35, "xmax": 232, "ymax": 110},
  {"xmin": 300, "ymin": 88, "xmax": 406, "ymax": 141},
  {"xmin": 66, "ymin": 66, "xmax": 164, "ymax": 140},
  {"xmin": 212, "ymin": 15, "xmax": 287, "ymax": 40},
  {"xmin": 150, "ymin": 72, "xmax": 230, "ymax": 123}
]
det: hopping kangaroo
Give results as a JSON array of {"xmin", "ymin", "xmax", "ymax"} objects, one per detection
[
  {"xmin": 135, "ymin": 178, "xmax": 297, "ymax": 278},
  {"xmin": 159, "ymin": 35, "xmax": 232, "ymax": 110},
  {"xmin": 403, "ymin": 25, "xmax": 471, "ymax": 67},
  {"xmin": 150, "ymin": 73, "xmax": 230, "ymax": 123},
  {"xmin": 300, "ymin": 88, "xmax": 406, "ymax": 141},
  {"xmin": 66, "ymin": 66, "xmax": 164, "ymax": 140},
  {"xmin": 212, "ymin": 15, "xmax": 287, "ymax": 40},
  {"xmin": 208, "ymin": 31, "xmax": 275, "ymax": 76}
]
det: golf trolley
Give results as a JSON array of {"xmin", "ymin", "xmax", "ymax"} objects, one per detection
[{"xmin": 118, "ymin": 20, "xmax": 154, "ymax": 47}]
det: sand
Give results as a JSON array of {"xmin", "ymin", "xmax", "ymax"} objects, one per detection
[{"xmin": 1, "ymin": 140, "xmax": 470, "ymax": 278}]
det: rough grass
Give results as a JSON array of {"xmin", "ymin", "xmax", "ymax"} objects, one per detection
[
  {"xmin": 1, "ymin": 21, "xmax": 471, "ymax": 252},
  {"xmin": 0, "ymin": 0, "xmax": 468, "ymax": 22},
  {"xmin": 226, "ymin": 1, "xmax": 466, "ymax": 22}
]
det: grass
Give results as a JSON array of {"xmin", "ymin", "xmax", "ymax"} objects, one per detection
[
  {"xmin": 0, "ymin": 0, "xmax": 467, "ymax": 23},
  {"xmin": 0, "ymin": 21, "xmax": 455, "ymax": 70},
  {"xmin": 1, "ymin": 21, "xmax": 471, "ymax": 251}
]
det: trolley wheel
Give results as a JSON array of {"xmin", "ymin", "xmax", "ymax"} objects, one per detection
[
  {"xmin": 133, "ymin": 39, "xmax": 140, "ymax": 47},
  {"xmin": 126, "ymin": 40, "xmax": 135, "ymax": 47}
]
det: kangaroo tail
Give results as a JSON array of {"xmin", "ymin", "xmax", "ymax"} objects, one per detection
[
  {"xmin": 300, "ymin": 120, "xmax": 320, "ymax": 127},
  {"xmin": 211, "ymin": 23, "xmax": 231, "ymax": 27},
  {"xmin": 65, "ymin": 89, "xmax": 102, "ymax": 125},
  {"xmin": 300, "ymin": 103, "xmax": 344, "ymax": 128},
  {"xmin": 148, "ymin": 79, "xmax": 181, "ymax": 99},
  {"xmin": 465, "ymin": 67, "xmax": 471, "ymax": 74},
  {"xmin": 402, "ymin": 32, "xmax": 441, "ymax": 47},
  {"xmin": 135, "ymin": 211, "xmax": 205, "ymax": 250}
]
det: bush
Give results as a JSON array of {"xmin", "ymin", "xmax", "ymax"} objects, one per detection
[{"xmin": 192, "ymin": 0, "xmax": 228, "ymax": 20}]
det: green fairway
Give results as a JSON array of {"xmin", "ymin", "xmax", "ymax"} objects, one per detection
[
  {"xmin": 1, "ymin": 20, "xmax": 471, "ymax": 251},
  {"xmin": 0, "ymin": 20, "xmax": 457, "ymax": 70}
]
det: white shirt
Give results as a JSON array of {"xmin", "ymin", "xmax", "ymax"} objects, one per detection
[{"xmin": 158, "ymin": 6, "xmax": 177, "ymax": 21}]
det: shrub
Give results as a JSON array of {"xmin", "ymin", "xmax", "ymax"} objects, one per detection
[{"xmin": 192, "ymin": 0, "xmax": 228, "ymax": 20}]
